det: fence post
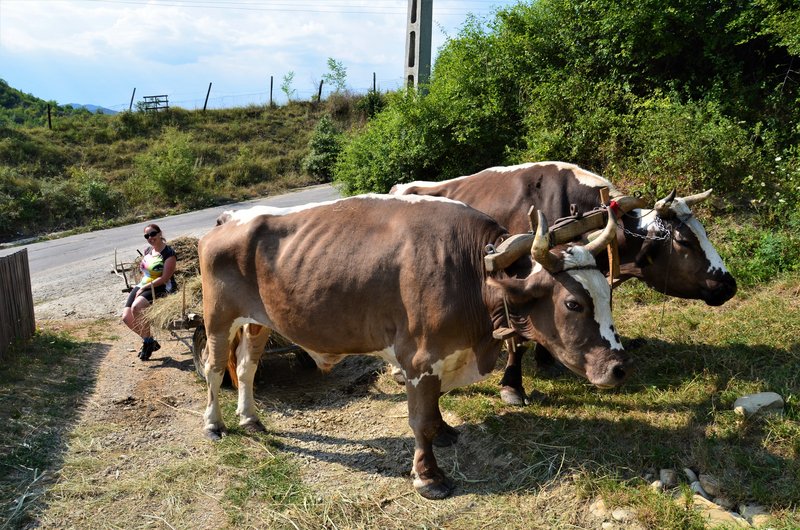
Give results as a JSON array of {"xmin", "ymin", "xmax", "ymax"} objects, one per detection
[
  {"xmin": 47, "ymin": 104, "xmax": 52, "ymax": 130},
  {"xmin": 270, "ymin": 76, "xmax": 273, "ymax": 106},
  {"xmin": 0, "ymin": 249, "xmax": 36, "ymax": 359},
  {"xmin": 129, "ymin": 88, "xmax": 136, "ymax": 111},
  {"xmin": 373, "ymin": 72, "xmax": 376, "ymax": 92},
  {"xmin": 317, "ymin": 80, "xmax": 323, "ymax": 102},
  {"xmin": 203, "ymin": 82, "xmax": 212, "ymax": 111}
]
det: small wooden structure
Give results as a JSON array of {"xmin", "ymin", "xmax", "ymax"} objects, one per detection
[
  {"xmin": 141, "ymin": 95, "xmax": 169, "ymax": 112},
  {"xmin": 0, "ymin": 249, "xmax": 35, "ymax": 358}
]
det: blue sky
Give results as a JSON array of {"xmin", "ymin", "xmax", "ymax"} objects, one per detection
[{"xmin": 0, "ymin": 0, "xmax": 520, "ymax": 111}]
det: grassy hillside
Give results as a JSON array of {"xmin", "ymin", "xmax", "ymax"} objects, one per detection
[{"xmin": 0, "ymin": 87, "xmax": 366, "ymax": 242}]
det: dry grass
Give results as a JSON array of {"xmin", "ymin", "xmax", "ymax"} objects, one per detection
[{"xmin": 3, "ymin": 273, "xmax": 799, "ymax": 529}]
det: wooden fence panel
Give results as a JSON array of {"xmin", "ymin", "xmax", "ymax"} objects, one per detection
[{"xmin": 0, "ymin": 249, "xmax": 36, "ymax": 358}]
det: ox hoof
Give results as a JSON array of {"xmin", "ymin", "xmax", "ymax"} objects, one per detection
[
  {"xmin": 500, "ymin": 386, "xmax": 529, "ymax": 406},
  {"xmin": 433, "ymin": 422, "xmax": 460, "ymax": 447},
  {"xmin": 241, "ymin": 420, "xmax": 267, "ymax": 434},
  {"xmin": 204, "ymin": 426, "xmax": 227, "ymax": 441},
  {"xmin": 413, "ymin": 474, "xmax": 456, "ymax": 500}
]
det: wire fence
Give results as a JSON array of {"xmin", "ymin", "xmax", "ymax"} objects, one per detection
[{"xmin": 103, "ymin": 74, "xmax": 406, "ymax": 113}]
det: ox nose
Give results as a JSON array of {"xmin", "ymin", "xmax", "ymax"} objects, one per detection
[
  {"xmin": 612, "ymin": 363, "xmax": 627, "ymax": 382},
  {"xmin": 703, "ymin": 272, "xmax": 737, "ymax": 306}
]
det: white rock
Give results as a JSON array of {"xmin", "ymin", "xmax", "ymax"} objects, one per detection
[
  {"xmin": 699, "ymin": 473, "xmax": 721, "ymax": 497},
  {"xmin": 690, "ymin": 481, "xmax": 711, "ymax": 500},
  {"xmin": 684, "ymin": 467, "xmax": 698, "ymax": 483},
  {"xmin": 739, "ymin": 504, "xmax": 768, "ymax": 522},
  {"xmin": 601, "ymin": 523, "xmax": 615, "ymax": 530},
  {"xmin": 692, "ymin": 495, "xmax": 752, "ymax": 528},
  {"xmin": 660, "ymin": 468, "xmax": 678, "ymax": 488},
  {"xmin": 589, "ymin": 498, "xmax": 609, "ymax": 518},
  {"xmin": 650, "ymin": 479, "xmax": 663, "ymax": 492},
  {"xmin": 750, "ymin": 513, "xmax": 772, "ymax": 527},
  {"xmin": 733, "ymin": 392, "xmax": 784, "ymax": 417},
  {"xmin": 611, "ymin": 507, "xmax": 634, "ymax": 522}
]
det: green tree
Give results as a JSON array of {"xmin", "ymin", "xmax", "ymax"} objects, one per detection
[
  {"xmin": 302, "ymin": 115, "xmax": 342, "ymax": 182},
  {"xmin": 281, "ymin": 71, "xmax": 296, "ymax": 102},
  {"xmin": 322, "ymin": 58, "xmax": 348, "ymax": 93}
]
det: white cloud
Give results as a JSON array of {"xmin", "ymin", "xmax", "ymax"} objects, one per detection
[{"xmin": 0, "ymin": 0, "xmax": 513, "ymax": 107}]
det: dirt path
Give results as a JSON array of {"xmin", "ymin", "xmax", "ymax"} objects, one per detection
[{"xmin": 29, "ymin": 263, "xmax": 598, "ymax": 528}]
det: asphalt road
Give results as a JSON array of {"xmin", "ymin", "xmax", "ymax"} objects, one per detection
[
  {"xmin": 1, "ymin": 184, "xmax": 341, "ymax": 320},
  {"xmin": 1, "ymin": 184, "xmax": 340, "ymax": 275}
]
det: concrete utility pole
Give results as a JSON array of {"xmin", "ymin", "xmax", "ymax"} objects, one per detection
[{"xmin": 404, "ymin": 0, "xmax": 432, "ymax": 90}]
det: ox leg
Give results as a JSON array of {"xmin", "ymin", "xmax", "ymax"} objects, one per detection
[
  {"xmin": 407, "ymin": 375, "xmax": 455, "ymax": 499},
  {"xmin": 203, "ymin": 330, "xmax": 230, "ymax": 440},
  {"xmin": 236, "ymin": 324, "xmax": 269, "ymax": 434},
  {"xmin": 499, "ymin": 347, "xmax": 528, "ymax": 406}
]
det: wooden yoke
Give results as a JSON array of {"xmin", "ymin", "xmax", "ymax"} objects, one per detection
[{"xmin": 598, "ymin": 187, "xmax": 621, "ymax": 286}]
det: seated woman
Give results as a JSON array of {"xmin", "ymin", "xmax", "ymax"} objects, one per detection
[{"xmin": 122, "ymin": 223, "xmax": 178, "ymax": 360}]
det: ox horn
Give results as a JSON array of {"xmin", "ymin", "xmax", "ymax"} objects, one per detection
[
  {"xmin": 583, "ymin": 208, "xmax": 619, "ymax": 257},
  {"xmin": 654, "ymin": 189, "xmax": 677, "ymax": 217},
  {"xmin": 531, "ymin": 210, "xmax": 559, "ymax": 272},
  {"xmin": 614, "ymin": 194, "xmax": 647, "ymax": 214},
  {"xmin": 682, "ymin": 188, "xmax": 713, "ymax": 208}
]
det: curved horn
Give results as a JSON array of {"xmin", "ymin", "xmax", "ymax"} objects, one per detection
[
  {"xmin": 682, "ymin": 188, "xmax": 713, "ymax": 208},
  {"xmin": 613, "ymin": 195, "xmax": 647, "ymax": 214},
  {"xmin": 654, "ymin": 189, "xmax": 677, "ymax": 216},
  {"xmin": 531, "ymin": 211, "xmax": 559, "ymax": 272},
  {"xmin": 583, "ymin": 208, "xmax": 619, "ymax": 257}
]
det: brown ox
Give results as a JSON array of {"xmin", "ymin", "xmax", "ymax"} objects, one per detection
[
  {"xmin": 391, "ymin": 161, "xmax": 737, "ymax": 404},
  {"xmin": 198, "ymin": 194, "xmax": 627, "ymax": 499}
]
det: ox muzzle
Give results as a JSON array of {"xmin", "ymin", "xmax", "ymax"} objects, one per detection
[
  {"xmin": 701, "ymin": 271, "xmax": 737, "ymax": 306},
  {"xmin": 585, "ymin": 349, "xmax": 632, "ymax": 389}
]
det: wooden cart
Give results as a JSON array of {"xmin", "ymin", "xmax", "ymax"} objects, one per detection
[{"xmin": 113, "ymin": 250, "xmax": 315, "ymax": 384}]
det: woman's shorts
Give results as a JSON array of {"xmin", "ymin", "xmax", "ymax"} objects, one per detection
[{"xmin": 125, "ymin": 285, "xmax": 168, "ymax": 308}]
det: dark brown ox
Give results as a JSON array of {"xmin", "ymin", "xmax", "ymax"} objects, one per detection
[
  {"xmin": 391, "ymin": 161, "xmax": 737, "ymax": 404},
  {"xmin": 198, "ymin": 194, "xmax": 627, "ymax": 499}
]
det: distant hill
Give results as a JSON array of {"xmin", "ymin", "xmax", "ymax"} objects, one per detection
[
  {"xmin": 0, "ymin": 79, "xmax": 98, "ymax": 126},
  {"xmin": 66, "ymin": 103, "xmax": 118, "ymax": 115}
]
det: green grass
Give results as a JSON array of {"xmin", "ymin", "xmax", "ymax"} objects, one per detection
[
  {"xmin": 437, "ymin": 272, "xmax": 800, "ymax": 526},
  {"xmin": 1, "ymin": 273, "xmax": 798, "ymax": 528},
  {"xmin": 0, "ymin": 330, "xmax": 99, "ymax": 528}
]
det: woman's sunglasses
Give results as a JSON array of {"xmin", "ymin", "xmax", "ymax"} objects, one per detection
[{"xmin": 144, "ymin": 230, "xmax": 161, "ymax": 239}]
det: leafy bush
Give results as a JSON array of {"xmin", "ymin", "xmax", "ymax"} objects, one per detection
[
  {"xmin": 302, "ymin": 115, "xmax": 342, "ymax": 182},
  {"xmin": 132, "ymin": 127, "xmax": 200, "ymax": 205},
  {"xmin": 67, "ymin": 166, "xmax": 123, "ymax": 218},
  {"xmin": 220, "ymin": 146, "xmax": 265, "ymax": 186},
  {"xmin": 620, "ymin": 94, "xmax": 758, "ymax": 195},
  {"xmin": 715, "ymin": 213, "xmax": 800, "ymax": 287},
  {"xmin": 0, "ymin": 167, "xmax": 39, "ymax": 237}
]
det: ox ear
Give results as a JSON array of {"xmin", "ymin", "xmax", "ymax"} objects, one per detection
[{"xmin": 487, "ymin": 272, "xmax": 550, "ymax": 305}]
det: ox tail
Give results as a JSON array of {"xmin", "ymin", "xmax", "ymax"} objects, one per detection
[{"xmin": 227, "ymin": 328, "xmax": 241, "ymax": 389}]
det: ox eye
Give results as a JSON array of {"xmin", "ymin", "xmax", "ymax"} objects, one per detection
[
  {"xmin": 675, "ymin": 238, "xmax": 692, "ymax": 248},
  {"xmin": 565, "ymin": 300, "xmax": 583, "ymax": 312}
]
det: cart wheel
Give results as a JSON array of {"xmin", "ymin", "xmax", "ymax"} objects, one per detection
[
  {"xmin": 294, "ymin": 350, "xmax": 317, "ymax": 370},
  {"xmin": 192, "ymin": 326, "xmax": 207, "ymax": 381}
]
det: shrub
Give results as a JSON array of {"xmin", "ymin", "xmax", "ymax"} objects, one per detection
[
  {"xmin": 68, "ymin": 166, "xmax": 123, "ymax": 219},
  {"xmin": 133, "ymin": 127, "xmax": 199, "ymax": 205},
  {"xmin": 302, "ymin": 115, "xmax": 342, "ymax": 182},
  {"xmin": 622, "ymin": 94, "xmax": 758, "ymax": 195}
]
